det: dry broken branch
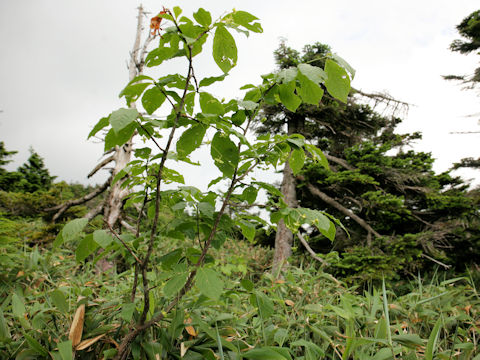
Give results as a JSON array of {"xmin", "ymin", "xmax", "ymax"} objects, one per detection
[
  {"xmin": 297, "ymin": 175, "xmax": 381, "ymax": 239},
  {"xmin": 296, "ymin": 232, "xmax": 328, "ymax": 266},
  {"xmin": 46, "ymin": 176, "xmax": 112, "ymax": 222},
  {"xmin": 87, "ymin": 154, "xmax": 115, "ymax": 178}
]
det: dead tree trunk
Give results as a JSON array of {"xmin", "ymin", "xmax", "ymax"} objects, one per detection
[
  {"xmin": 103, "ymin": 6, "xmax": 150, "ymax": 228},
  {"xmin": 48, "ymin": 6, "xmax": 153, "ymax": 229}
]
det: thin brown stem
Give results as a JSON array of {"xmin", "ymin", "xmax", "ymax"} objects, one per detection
[{"xmin": 105, "ymin": 221, "xmax": 141, "ymax": 264}]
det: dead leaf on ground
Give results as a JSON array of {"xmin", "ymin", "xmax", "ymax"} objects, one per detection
[
  {"xmin": 185, "ymin": 325, "xmax": 197, "ymax": 337},
  {"xmin": 76, "ymin": 334, "xmax": 106, "ymax": 351},
  {"xmin": 69, "ymin": 304, "xmax": 85, "ymax": 347}
]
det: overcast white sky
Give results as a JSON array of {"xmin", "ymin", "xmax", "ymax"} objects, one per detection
[{"xmin": 0, "ymin": 0, "xmax": 479, "ymax": 188}]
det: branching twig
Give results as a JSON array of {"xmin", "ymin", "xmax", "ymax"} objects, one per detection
[
  {"xmin": 298, "ymin": 175, "xmax": 381, "ymax": 239},
  {"xmin": 46, "ymin": 176, "xmax": 112, "ymax": 222},
  {"xmin": 421, "ymin": 253, "xmax": 451, "ymax": 269},
  {"xmin": 105, "ymin": 221, "xmax": 141, "ymax": 264},
  {"xmin": 296, "ymin": 232, "xmax": 328, "ymax": 266}
]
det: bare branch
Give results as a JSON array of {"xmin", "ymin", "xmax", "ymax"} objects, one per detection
[
  {"xmin": 296, "ymin": 232, "xmax": 328, "ymax": 266},
  {"xmin": 87, "ymin": 155, "xmax": 115, "ymax": 178},
  {"xmin": 298, "ymin": 175, "xmax": 381, "ymax": 238},
  {"xmin": 46, "ymin": 176, "xmax": 112, "ymax": 222},
  {"xmin": 105, "ymin": 221, "xmax": 141, "ymax": 264},
  {"xmin": 323, "ymin": 153, "xmax": 356, "ymax": 171},
  {"xmin": 85, "ymin": 203, "xmax": 104, "ymax": 221},
  {"xmin": 421, "ymin": 253, "xmax": 451, "ymax": 269},
  {"xmin": 120, "ymin": 219, "xmax": 136, "ymax": 233}
]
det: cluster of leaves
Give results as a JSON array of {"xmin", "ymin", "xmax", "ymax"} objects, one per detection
[{"xmin": 2, "ymin": 227, "xmax": 480, "ymax": 360}]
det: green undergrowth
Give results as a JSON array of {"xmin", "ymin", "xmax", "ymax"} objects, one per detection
[{"xmin": 1, "ymin": 222, "xmax": 479, "ymax": 360}]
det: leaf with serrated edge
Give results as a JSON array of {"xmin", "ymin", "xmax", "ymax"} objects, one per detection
[
  {"xmin": 196, "ymin": 268, "xmax": 224, "ymax": 300},
  {"xmin": 109, "ymin": 108, "xmax": 138, "ymax": 134}
]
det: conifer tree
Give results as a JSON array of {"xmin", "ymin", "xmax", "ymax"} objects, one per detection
[{"xmin": 259, "ymin": 43, "xmax": 478, "ymax": 279}]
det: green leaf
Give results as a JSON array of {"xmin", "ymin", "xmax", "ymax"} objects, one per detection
[
  {"xmin": 142, "ymin": 86, "xmax": 166, "ymax": 115},
  {"xmin": 88, "ymin": 117, "xmax": 110, "ymax": 139},
  {"xmin": 253, "ymin": 291, "xmax": 274, "ymax": 318},
  {"xmin": 199, "ymin": 92, "xmax": 224, "ymax": 115},
  {"xmin": 198, "ymin": 202, "xmax": 215, "ymax": 218},
  {"xmin": 303, "ymin": 209, "xmax": 335, "ymax": 241},
  {"xmin": 425, "ymin": 318, "xmax": 443, "ymax": 360},
  {"xmin": 297, "ymin": 63, "xmax": 327, "ymax": 83},
  {"xmin": 93, "ymin": 230, "xmax": 113, "ymax": 248},
  {"xmin": 109, "ymin": 108, "xmax": 139, "ymax": 134},
  {"xmin": 196, "ymin": 268, "xmax": 224, "ymax": 300},
  {"xmin": 24, "ymin": 332, "xmax": 48, "ymax": 356},
  {"xmin": 104, "ymin": 123, "xmax": 136, "ymax": 151},
  {"xmin": 0, "ymin": 310, "xmax": 11, "ymax": 341},
  {"xmin": 324, "ymin": 59, "xmax": 350, "ymax": 103},
  {"xmin": 243, "ymin": 347, "xmax": 289, "ymax": 360},
  {"xmin": 184, "ymin": 91, "xmax": 195, "ymax": 115},
  {"xmin": 58, "ymin": 340, "xmax": 73, "ymax": 360},
  {"xmin": 331, "ymin": 53, "xmax": 355, "ymax": 79},
  {"xmin": 289, "ymin": 148, "xmax": 305, "ymax": 175},
  {"xmin": 232, "ymin": 11, "xmax": 263, "ymax": 33},
  {"xmin": 164, "ymin": 272, "xmax": 188, "ymax": 298},
  {"xmin": 253, "ymin": 181, "xmax": 283, "ymax": 197},
  {"xmin": 237, "ymin": 100, "xmax": 258, "ymax": 111},
  {"xmin": 163, "ymin": 167, "xmax": 185, "ymax": 184},
  {"xmin": 276, "ymin": 68, "xmax": 298, "ymax": 83},
  {"xmin": 392, "ymin": 334, "xmax": 423, "ymax": 348},
  {"xmin": 61, "ymin": 218, "xmax": 88, "ymax": 242},
  {"xmin": 76, "ymin": 234, "xmax": 98, "ymax": 262},
  {"xmin": 159, "ymin": 248, "xmax": 183, "ymax": 270},
  {"xmin": 297, "ymin": 72, "xmax": 324, "ymax": 105},
  {"xmin": 199, "ymin": 74, "xmax": 226, "ymax": 87},
  {"xmin": 119, "ymin": 82, "xmax": 150, "ymax": 105},
  {"xmin": 286, "ymin": 135, "xmax": 305, "ymax": 148},
  {"xmin": 242, "ymin": 186, "xmax": 258, "ymax": 204},
  {"xmin": 211, "ymin": 132, "xmax": 239, "ymax": 178},
  {"xmin": 240, "ymin": 279, "xmax": 254, "ymax": 292},
  {"xmin": 304, "ymin": 144, "xmax": 329, "ymax": 170},
  {"xmin": 53, "ymin": 231, "xmax": 64, "ymax": 247},
  {"xmin": 50, "ymin": 289, "xmax": 69, "ymax": 313},
  {"xmin": 173, "ymin": 6, "xmax": 182, "ymax": 18},
  {"xmin": 238, "ymin": 219, "xmax": 256, "ymax": 242},
  {"xmin": 145, "ymin": 45, "xmax": 178, "ymax": 67},
  {"xmin": 371, "ymin": 347, "xmax": 394, "ymax": 360},
  {"xmin": 213, "ymin": 25, "xmax": 237, "ymax": 73},
  {"xmin": 193, "ymin": 8, "xmax": 212, "ymax": 27},
  {"xmin": 12, "ymin": 293, "xmax": 26, "ymax": 319},
  {"xmin": 177, "ymin": 124, "xmax": 207, "ymax": 158},
  {"xmin": 231, "ymin": 110, "xmax": 247, "ymax": 126},
  {"xmin": 120, "ymin": 302, "xmax": 136, "ymax": 322},
  {"xmin": 278, "ymin": 82, "xmax": 301, "ymax": 112}
]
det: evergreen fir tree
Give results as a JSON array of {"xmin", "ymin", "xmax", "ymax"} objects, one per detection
[
  {"xmin": 15, "ymin": 148, "xmax": 56, "ymax": 193},
  {"xmin": 0, "ymin": 142, "xmax": 21, "ymax": 192},
  {"xmin": 258, "ymin": 43, "xmax": 478, "ymax": 280}
]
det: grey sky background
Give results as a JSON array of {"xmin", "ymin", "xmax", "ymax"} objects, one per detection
[{"xmin": 0, "ymin": 0, "xmax": 479, "ymax": 189}]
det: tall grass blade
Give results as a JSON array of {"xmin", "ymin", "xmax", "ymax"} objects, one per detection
[
  {"xmin": 425, "ymin": 317, "xmax": 442, "ymax": 360},
  {"xmin": 382, "ymin": 276, "xmax": 394, "ymax": 359},
  {"xmin": 215, "ymin": 322, "xmax": 225, "ymax": 360}
]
